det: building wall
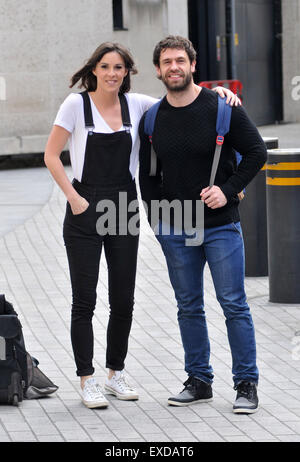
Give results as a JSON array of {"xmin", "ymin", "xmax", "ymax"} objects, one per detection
[
  {"xmin": 282, "ymin": 0, "xmax": 300, "ymax": 122},
  {"xmin": 123, "ymin": 0, "xmax": 188, "ymax": 96},
  {"xmin": 2, "ymin": 0, "xmax": 297, "ymax": 157},
  {"xmin": 0, "ymin": 0, "xmax": 188, "ymax": 155}
]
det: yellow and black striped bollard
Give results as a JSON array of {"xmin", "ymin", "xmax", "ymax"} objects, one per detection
[{"xmin": 266, "ymin": 148, "xmax": 300, "ymax": 303}]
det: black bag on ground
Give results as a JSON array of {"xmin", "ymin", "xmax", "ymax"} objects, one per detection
[
  {"xmin": 25, "ymin": 353, "xmax": 58, "ymax": 399},
  {"xmin": 0, "ymin": 294, "xmax": 58, "ymax": 405},
  {"xmin": 0, "ymin": 311, "xmax": 24, "ymax": 405}
]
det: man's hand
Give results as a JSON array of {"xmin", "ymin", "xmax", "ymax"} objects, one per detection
[{"xmin": 200, "ymin": 186, "xmax": 227, "ymax": 209}]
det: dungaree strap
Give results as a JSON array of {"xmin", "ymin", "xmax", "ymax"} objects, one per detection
[
  {"xmin": 119, "ymin": 94, "xmax": 132, "ymax": 133},
  {"xmin": 80, "ymin": 91, "xmax": 131, "ymax": 133},
  {"xmin": 80, "ymin": 91, "xmax": 95, "ymax": 130}
]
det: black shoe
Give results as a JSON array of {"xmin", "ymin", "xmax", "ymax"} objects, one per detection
[
  {"xmin": 233, "ymin": 381, "xmax": 259, "ymax": 414},
  {"xmin": 167, "ymin": 376, "xmax": 213, "ymax": 407}
]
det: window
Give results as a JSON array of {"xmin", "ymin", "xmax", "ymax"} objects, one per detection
[{"xmin": 113, "ymin": 0, "xmax": 127, "ymax": 30}]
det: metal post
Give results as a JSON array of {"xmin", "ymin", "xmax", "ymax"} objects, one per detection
[
  {"xmin": 266, "ymin": 148, "xmax": 300, "ymax": 303},
  {"xmin": 239, "ymin": 137, "xmax": 278, "ymax": 277},
  {"xmin": 230, "ymin": 0, "xmax": 237, "ymax": 80}
]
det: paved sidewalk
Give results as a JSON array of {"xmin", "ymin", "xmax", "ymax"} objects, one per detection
[{"xmin": 1, "ymin": 124, "xmax": 300, "ymax": 443}]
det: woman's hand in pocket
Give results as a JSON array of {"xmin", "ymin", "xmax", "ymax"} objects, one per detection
[{"xmin": 69, "ymin": 195, "xmax": 90, "ymax": 215}]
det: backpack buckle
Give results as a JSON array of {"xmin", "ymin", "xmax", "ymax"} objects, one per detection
[{"xmin": 216, "ymin": 135, "xmax": 224, "ymax": 145}]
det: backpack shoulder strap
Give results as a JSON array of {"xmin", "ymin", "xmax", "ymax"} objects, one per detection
[
  {"xmin": 216, "ymin": 94, "xmax": 232, "ymax": 138},
  {"xmin": 144, "ymin": 99, "xmax": 162, "ymax": 137},
  {"xmin": 209, "ymin": 95, "xmax": 232, "ymax": 187},
  {"xmin": 144, "ymin": 99, "xmax": 162, "ymax": 176}
]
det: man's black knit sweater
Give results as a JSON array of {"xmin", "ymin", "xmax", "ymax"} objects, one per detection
[{"xmin": 139, "ymin": 87, "xmax": 267, "ymax": 229}]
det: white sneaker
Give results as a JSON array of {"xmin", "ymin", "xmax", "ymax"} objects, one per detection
[
  {"xmin": 81, "ymin": 377, "xmax": 109, "ymax": 409},
  {"xmin": 104, "ymin": 370, "xmax": 139, "ymax": 401}
]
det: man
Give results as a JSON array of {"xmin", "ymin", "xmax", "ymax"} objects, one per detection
[{"xmin": 139, "ymin": 36, "xmax": 267, "ymax": 413}]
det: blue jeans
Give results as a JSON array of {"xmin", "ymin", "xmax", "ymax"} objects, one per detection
[{"xmin": 156, "ymin": 221, "xmax": 259, "ymax": 386}]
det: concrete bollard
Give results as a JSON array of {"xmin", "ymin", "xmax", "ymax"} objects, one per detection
[
  {"xmin": 239, "ymin": 137, "xmax": 278, "ymax": 277},
  {"xmin": 266, "ymin": 148, "xmax": 300, "ymax": 303}
]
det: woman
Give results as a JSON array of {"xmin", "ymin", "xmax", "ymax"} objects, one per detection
[{"xmin": 44, "ymin": 42, "xmax": 239, "ymax": 409}]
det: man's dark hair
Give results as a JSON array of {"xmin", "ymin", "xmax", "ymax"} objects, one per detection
[{"xmin": 153, "ymin": 35, "xmax": 197, "ymax": 67}]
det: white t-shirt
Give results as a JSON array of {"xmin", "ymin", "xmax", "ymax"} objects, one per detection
[{"xmin": 53, "ymin": 92, "xmax": 158, "ymax": 182}]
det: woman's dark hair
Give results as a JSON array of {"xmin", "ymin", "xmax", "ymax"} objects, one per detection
[
  {"xmin": 70, "ymin": 42, "xmax": 138, "ymax": 94},
  {"xmin": 153, "ymin": 35, "xmax": 197, "ymax": 66}
]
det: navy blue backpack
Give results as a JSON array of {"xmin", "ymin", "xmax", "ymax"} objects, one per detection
[{"xmin": 144, "ymin": 94, "xmax": 243, "ymax": 196}]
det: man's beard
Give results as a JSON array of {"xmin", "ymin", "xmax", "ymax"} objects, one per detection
[{"xmin": 161, "ymin": 71, "xmax": 193, "ymax": 92}]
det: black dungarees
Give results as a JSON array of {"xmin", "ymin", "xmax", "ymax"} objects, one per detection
[{"xmin": 63, "ymin": 92, "xmax": 139, "ymax": 377}]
